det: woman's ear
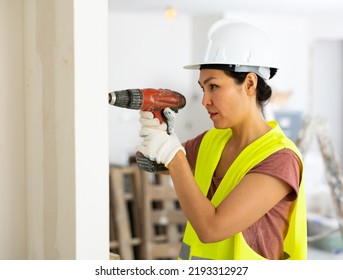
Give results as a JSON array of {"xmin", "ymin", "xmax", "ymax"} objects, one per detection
[{"xmin": 245, "ymin": 73, "xmax": 258, "ymax": 95}]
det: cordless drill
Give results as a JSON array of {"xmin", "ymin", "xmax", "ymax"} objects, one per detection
[{"xmin": 108, "ymin": 88, "xmax": 186, "ymax": 172}]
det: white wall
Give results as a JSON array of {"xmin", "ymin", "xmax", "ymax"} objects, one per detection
[
  {"xmin": 0, "ymin": 0, "xmax": 26, "ymax": 259},
  {"xmin": 74, "ymin": 0, "xmax": 109, "ymax": 260},
  {"xmin": 23, "ymin": 0, "xmax": 76, "ymax": 260},
  {"xmin": 311, "ymin": 41, "xmax": 343, "ymax": 161},
  {"xmin": 1, "ymin": 0, "xmax": 109, "ymax": 260},
  {"xmin": 186, "ymin": 15, "xmax": 222, "ymax": 136},
  {"xmin": 108, "ymin": 11, "xmax": 194, "ymax": 165}
]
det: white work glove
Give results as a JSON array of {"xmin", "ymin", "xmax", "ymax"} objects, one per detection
[
  {"xmin": 137, "ymin": 108, "xmax": 185, "ymax": 166},
  {"xmin": 139, "ymin": 111, "xmax": 167, "ymax": 132}
]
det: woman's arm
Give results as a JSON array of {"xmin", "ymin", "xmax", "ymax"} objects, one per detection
[{"xmin": 168, "ymin": 150, "xmax": 292, "ymax": 243}]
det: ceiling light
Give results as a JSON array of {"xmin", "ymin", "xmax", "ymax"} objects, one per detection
[{"xmin": 165, "ymin": 7, "xmax": 177, "ymax": 21}]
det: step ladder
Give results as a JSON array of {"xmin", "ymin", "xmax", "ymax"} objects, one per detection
[{"xmin": 295, "ymin": 115, "xmax": 343, "ymax": 243}]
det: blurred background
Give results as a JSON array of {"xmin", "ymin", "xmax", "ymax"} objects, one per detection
[{"xmin": 108, "ymin": 0, "xmax": 343, "ymax": 260}]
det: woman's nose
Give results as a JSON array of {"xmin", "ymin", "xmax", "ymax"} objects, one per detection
[{"xmin": 202, "ymin": 91, "xmax": 211, "ymax": 107}]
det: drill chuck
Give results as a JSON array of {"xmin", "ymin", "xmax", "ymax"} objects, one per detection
[{"xmin": 108, "ymin": 89, "xmax": 143, "ymax": 109}]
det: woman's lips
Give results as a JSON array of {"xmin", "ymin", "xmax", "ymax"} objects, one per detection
[{"xmin": 208, "ymin": 112, "xmax": 218, "ymax": 119}]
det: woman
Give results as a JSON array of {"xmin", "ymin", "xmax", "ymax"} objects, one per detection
[{"xmin": 137, "ymin": 20, "xmax": 307, "ymax": 260}]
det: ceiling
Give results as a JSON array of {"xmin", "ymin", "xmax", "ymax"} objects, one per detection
[{"xmin": 109, "ymin": 0, "xmax": 343, "ymax": 15}]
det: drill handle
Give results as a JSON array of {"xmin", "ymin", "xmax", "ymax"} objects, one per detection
[{"xmin": 153, "ymin": 110, "xmax": 172, "ymax": 135}]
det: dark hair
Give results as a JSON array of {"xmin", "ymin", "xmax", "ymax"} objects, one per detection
[
  {"xmin": 199, "ymin": 64, "xmax": 273, "ymax": 114},
  {"xmin": 224, "ymin": 71, "xmax": 272, "ymax": 110}
]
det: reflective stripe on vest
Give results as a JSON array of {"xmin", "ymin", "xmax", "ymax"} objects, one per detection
[{"xmin": 179, "ymin": 121, "xmax": 307, "ymax": 260}]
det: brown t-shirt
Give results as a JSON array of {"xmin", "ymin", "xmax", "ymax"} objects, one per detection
[{"xmin": 184, "ymin": 131, "xmax": 301, "ymax": 260}]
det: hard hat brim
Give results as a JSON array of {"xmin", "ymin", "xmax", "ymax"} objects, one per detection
[
  {"xmin": 183, "ymin": 62, "xmax": 278, "ymax": 70},
  {"xmin": 183, "ymin": 63, "xmax": 201, "ymax": 70}
]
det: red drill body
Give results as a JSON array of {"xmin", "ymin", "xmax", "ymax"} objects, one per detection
[
  {"xmin": 109, "ymin": 88, "xmax": 186, "ymax": 122},
  {"xmin": 108, "ymin": 88, "xmax": 186, "ymax": 172}
]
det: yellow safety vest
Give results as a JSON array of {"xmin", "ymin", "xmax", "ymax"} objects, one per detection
[{"xmin": 179, "ymin": 121, "xmax": 307, "ymax": 260}]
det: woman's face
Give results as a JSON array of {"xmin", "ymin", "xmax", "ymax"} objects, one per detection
[{"xmin": 198, "ymin": 69, "xmax": 251, "ymax": 129}]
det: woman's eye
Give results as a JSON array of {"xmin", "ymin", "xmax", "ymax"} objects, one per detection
[{"xmin": 209, "ymin": 84, "xmax": 218, "ymax": 90}]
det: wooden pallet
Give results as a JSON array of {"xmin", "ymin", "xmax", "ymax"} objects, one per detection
[
  {"xmin": 140, "ymin": 172, "xmax": 186, "ymax": 260},
  {"xmin": 109, "ymin": 165, "xmax": 142, "ymax": 260},
  {"xmin": 109, "ymin": 164, "xmax": 186, "ymax": 260}
]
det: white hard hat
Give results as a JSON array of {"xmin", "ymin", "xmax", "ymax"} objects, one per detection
[{"xmin": 184, "ymin": 19, "xmax": 279, "ymax": 79}]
